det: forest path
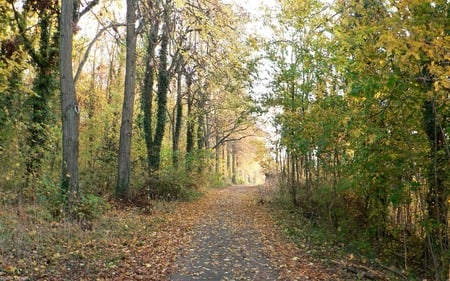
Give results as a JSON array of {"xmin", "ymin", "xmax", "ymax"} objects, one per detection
[
  {"xmin": 0, "ymin": 185, "xmax": 353, "ymax": 281},
  {"xmin": 168, "ymin": 185, "xmax": 347, "ymax": 281}
]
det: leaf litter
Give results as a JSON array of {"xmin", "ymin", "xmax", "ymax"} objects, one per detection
[{"xmin": 0, "ymin": 186, "xmax": 352, "ymax": 280}]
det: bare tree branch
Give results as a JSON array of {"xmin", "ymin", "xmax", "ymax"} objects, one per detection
[
  {"xmin": 76, "ymin": 0, "xmax": 99, "ymax": 23},
  {"xmin": 74, "ymin": 23, "xmax": 126, "ymax": 84}
]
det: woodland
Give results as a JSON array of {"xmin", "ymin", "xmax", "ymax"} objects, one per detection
[{"xmin": 0, "ymin": 0, "xmax": 449, "ymax": 280}]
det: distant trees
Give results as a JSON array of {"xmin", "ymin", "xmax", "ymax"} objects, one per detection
[
  {"xmin": 135, "ymin": 0, "xmax": 256, "ymax": 179},
  {"xmin": 261, "ymin": 0, "xmax": 449, "ymax": 279}
]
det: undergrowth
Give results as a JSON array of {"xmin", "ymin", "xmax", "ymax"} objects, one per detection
[
  {"xmin": 268, "ymin": 191, "xmax": 416, "ymax": 281},
  {"xmin": 143, "ymin": 168, "xmax": 214, "ymax": 202}
]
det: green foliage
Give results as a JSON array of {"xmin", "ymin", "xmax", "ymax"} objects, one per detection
[
  {"xmin": 144, "ymin": 168, "xmax": 203, "ymax": 201},
  {"xmin": 262, "ymin": 0, "xmax": 449, "ymax": 279},
  {"xmin": 36, "ymin": 176, "xmax": 108, "ymax": 221},
  {"xmin": 208, "ymin": 173, "xmax": 227, "ymax": 189},
  {"xmin": 36, "ymin": 176, "xmax": 64, "ymax": 219},
  {"xmin": 73, "ymin": 194, "xmax": 109, "ymax": 221}
]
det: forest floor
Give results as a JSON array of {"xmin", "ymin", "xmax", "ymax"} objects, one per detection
[{"xmin": 1, "ymin": 185, "xmax": 380, "ymax": 281}]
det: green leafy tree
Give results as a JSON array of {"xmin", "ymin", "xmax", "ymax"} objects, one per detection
[{"xmin": 9, "ymin": 0, "xmax": 59, "ymax": 182}]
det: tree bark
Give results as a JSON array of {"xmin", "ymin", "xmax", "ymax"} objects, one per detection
[
  {"xmin": 60, "ymin": 0, "xmax": 79, "ymax": 211},
  {"xmin": 116, "ymin": 0, "xmax": 137, "ymax": 199},
  {"xmin": 141, "ymin": 8, "xmax": 159, "ymax": 170},
  {"xmin": 197, "ymin": 92, "xmax": 206, "ymax": 151},
  {"xmin": 215, "ymin": 139, "xmax": 220, "ymax": 174},
  {"xmin": 226, "ymin": 143, "xmax": 232, "ymax": 180},
  {"xmin": 149, "ymin": 1, "xmax": 171, "ymax": 171},
  {"xmin": 185, "ymin": 72, "xmax": 195, "ymax": 172},
  {"xmin": 186, "ymin": 72, "xmax": 194, "ymax": 154},
  {"xmin": 231, "ymin": 142, "xmax": 237, "ymax": 184},
  {"xmin": 172, "ymin": 59, "xmax": 183, "ymax": 169}
]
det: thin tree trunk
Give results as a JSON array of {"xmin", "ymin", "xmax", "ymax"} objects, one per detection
[
  {"xmin": 226, "ymin": 143, "xmax": 232, "ymax": 180},
  {"xmin": 185, "ymin": 72, "xmax": 194, "ymax": 172},
  {"xmin": 197, "ymin": 93, "xmax": 206, "ymax": 150},
  {"xmin": 215, "ymin": 140, "xmax": 220, "ymax": 174},
  {"xmin": 106, "ymin": 45, "xmax": 117, "ymax": 104},
  {"xmin": 290, "ymin": 153, "xmax": 298, "ymax": 206},
  {"xmin": 60, "ymin": 0, "xmax": 79, "ymax": 212},
  {"xmin": 196, "ymin": 111, "xmax": 205, "ymax": 174},
  {"xmin": 423, "ymin": 99, "xmax": 449, "ymax": 280},
  {"xmin": 197, "ymin": 114, "xmax": 205, "ymax": 149},
  {"xmin": 172, "ymin": 59, "xmax": 183, "ymax": 169},
  {"xmin": 231, "ymin": 143, "xmax": 237, "ymax": 184},
  {"xmin": 116, "ymin": 0, "xmax": 137, "ymax": 199}
]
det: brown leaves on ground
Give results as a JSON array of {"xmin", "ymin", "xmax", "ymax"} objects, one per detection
[
  {"xmin": 1, "ymin": 186, "xmax": 351, "ymax": 280},
  {"xmin": 0, "ymin": 201, "xmax": 190, "ymax": 281}
]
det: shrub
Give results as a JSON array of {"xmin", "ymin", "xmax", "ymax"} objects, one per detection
[
  {"xmin": 74, "ymin": 194, "xmax": 108, "ymax": 221},
  {"xmin": 144, "ymin": 168, "xmax": 203, "ymax": 201}
]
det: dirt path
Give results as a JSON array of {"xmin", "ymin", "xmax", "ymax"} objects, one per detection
[{"xmin": 168, "ymin": 185, "xmax": 347, "ymax": 281}]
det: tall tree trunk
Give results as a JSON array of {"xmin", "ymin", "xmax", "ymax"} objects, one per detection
[
  {"xmin": 196, "ymin": 110, "xmax": 206, "ymax": 174},
  {"xmin": 197, "ymin": 114, "xmax": 205, "ymax": 150},
  {"xmin": 226, "ymin": 143, "xmax": 232, "ymax": 181},
  {"xmin": 215, "ymin": 140, "xmax": 220, "ymax": 174},
  {"xmin": 141, "ymin": 12, "xmax": 159, "ymax": 170},
  {"xmin": 172, "ymin": 59, "xmax": 183, "ymax": 169},
  {"xmin": 116, "ymin": 0, "xmax": 137, "ymax": 199},
  {"xmin": 197, "ymin": 92, "xmax": 206, "ymax": 151},
  {"xmin": 60, "ymin": 0, "xmax": 79, "ymax": 212},
  {"xmin": 186, "ymin": 72, "xmax": 194, "ymax": 154},
  {"xmin": 289, "ymin": 152, "xmax": 298, "ymax": 207},
  {"xmin": 231, "ymin": 142, "xmax": 237, "ymax": 184},
  {"xmin": 149, "ymin": 2, "xmax": 171, "ymax": 171},
  {"xmin": 185, "ymin": 72, "xmax": 194, "ymax": 172}
]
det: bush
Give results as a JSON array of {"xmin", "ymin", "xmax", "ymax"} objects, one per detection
[
  {"xmin": 36, "ymin": 176, "xmax": 108, "ymax": 224},
  {"xmin": 144, "ymin": 168, "xmax": 203, "ymax": 201},
  {"xmin": 74, "ymin": 194, "xmax": 108, "ymax": 222},
  {"xmin": 37, "ymin": 176, "xmax": 64, "ymax": 219}
]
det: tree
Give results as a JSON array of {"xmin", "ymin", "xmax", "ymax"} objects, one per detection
[
  {"xmin": 60, "ymin": 0, "xmax": 99, "ymax": 212},
  {"xmin": 261, "ymin": 0, "xmax": 449, "ymax": 279},
  {"xmin": 60, "ymin": 0, "xmax": 79, "ymax": 211},
  {"xmin": 172, "ymin": 58, "xmax": 184, "ymax": 169},
  {"xmin": 116, "ymin": 0, "xmax": 137, "ymax": 199},
  {"xmin": 148, "ymin": 0, "xmax": 173, "ymax": 171},
  {"xmin": 140, "ymin": 0, "xmax": 161, "ymax": 172},
  {"xmin": 10, "ymin": 0, "xmax": 59, "ymax": 182}
]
